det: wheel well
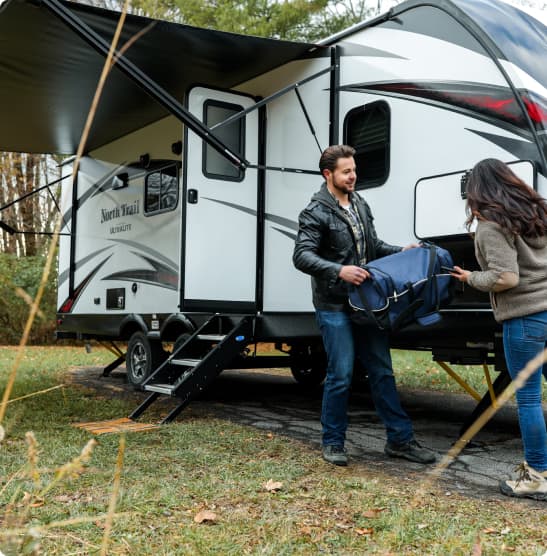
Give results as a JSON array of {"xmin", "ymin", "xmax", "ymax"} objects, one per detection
[
  {"xmin": 120, "ymin": 322, "xmax": 144, "ymax": 341},
  {"xmin": 161, "ymin": 320, "xmax": 195, "ymax": 342}
]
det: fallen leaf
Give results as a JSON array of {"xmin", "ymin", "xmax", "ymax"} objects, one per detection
[
  {"xmin": 263, "ymin": 479, "xmax": 283, "ymax": 492},
  {"xmin": 417, "ymin": 523, "xmax": 429, "ymax": 530},
  {"xmin": 500, "ymin": 527, "xmax": 511, "ymax": 535},
  {"xmin": 299, "ymin": 525, "xmax": 312, "ymax": 536},
  {"xmin": 355, "ymin": 528, "xmax": 374, "ymax": 536},
  {"xmin": 472, "ymin": 534, "xmax": 482, "ymax": 555},
  {"xmin": 19, "ymin": 492, "xmax": 44, "ymax": 508},
  {"xmin": 194, "ymin": 510, "xmax": 217, "ymax": 524},
  {"xmin": 483, "ymin": 528, "xmax": 497, "ymax": 535},
  {"xmin": 501, "ymin": 544, "xmax": 515, "ymax": 552},
  {"xmin": 362, "ymin": 508, "xmax": 386, "ymax": 518},
  {"xmin": 336, "ymin": 522, "xmax": 352, "ymax": 530}
]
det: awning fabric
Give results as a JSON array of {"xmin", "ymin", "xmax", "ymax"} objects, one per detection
[{"xmin": 0, "ymin": 0, "xmax": 318, "ymax": 154}]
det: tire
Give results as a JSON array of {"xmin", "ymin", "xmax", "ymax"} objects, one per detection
[
  {"xmin": 126, "ymin": 331, "xmax": 165, "ymax": 389},
  {"xmin": 173, "ymin": 331, "xmax": 208, "ymax": 359},
  {"xmin": 289, "ymin": 345, "xmax": 327, "ymax": 387}
]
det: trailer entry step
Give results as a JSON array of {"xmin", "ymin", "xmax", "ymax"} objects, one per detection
[
  {"xmin": 170, "ymin": 358, "xmax": 201, "ymax": 367},
  {"xmin": 143, "ymin": 384, "xmax": 176, "ymax": 395},
  {"xmin": 129, "ymin": 314, "xmax": 253, "ymax": 423},
  {"xmin": 197, "ymin": 334, "xmax": 226, "ymax": 341}
]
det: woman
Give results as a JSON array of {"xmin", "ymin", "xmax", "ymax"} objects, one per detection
[{"xmin": 451, "ymin": 158, "xmax": 547, "ymax": 501}]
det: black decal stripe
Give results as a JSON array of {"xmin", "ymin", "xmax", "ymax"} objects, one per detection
[
  {"xmin": 58, "ymin": 256, "xmax": 112, "ymax": 313},
  {"xmin": 58, "ymin": 245, "xmax": 113, "ymax": 287},
  {"xmin": 201, "ymin": 197, "xmax": 299, "ymax": 231},
  {"xmin": 61, "ymin": 161, "xmax": 128, "ymax": 227},
  {"xmin": 340, "ymin": 81, "xmax": 537, "ymax": 140},
  {"xmin": 102, "ymin": 270, "xmax": 178, "ymax": 290},
  {"xmin": 338, "ymin": 42, "xmax": 407, "ymax": 60},
  {"xmin": 466, "ymin": 129, "xmax": 544, "ymax": 175},
  {"xmin": 266, "ymin": 213, "xmax": 298, "ymax": 231},
  {"xmin": 108, "ymin": 238, "xmax": 178, "ymax": 271},
  {"xmin": 102, "ymin": 251, "xmax": 178, "ymax": 290},
  {"xmin": 271, "ymin": 227, "xmax": 297, "ymax": 241}
]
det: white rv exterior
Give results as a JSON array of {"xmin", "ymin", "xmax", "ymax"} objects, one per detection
[{"xmin": 1, "ymin": 0, "xmax": 544, "ymax": 386}]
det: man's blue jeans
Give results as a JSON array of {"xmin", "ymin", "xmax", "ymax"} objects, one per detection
[
  {"xmin": 503, "ymin": 311, "xmax": 547, "ymax": 471},
  {"xmin": 316, "ymin": 309, "xmax": 414, "ymax": 447}
]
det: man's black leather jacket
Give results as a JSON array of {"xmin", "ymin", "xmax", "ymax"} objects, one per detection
[{"xmin": 293, "ymin": 183, "xmax": 401, "ymax": 311}]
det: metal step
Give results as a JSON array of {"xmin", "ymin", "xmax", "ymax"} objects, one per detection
[
  {"xmin": 170, "ymin": 358, "xmax": 201, "ymax": 367},
  {"xmin": 144, "ymin": 383, "xmax": 175, "ymax": 395},
  {"xmin": 130, "ymin": 314, "xmax": 252, "ymax": 422},
  {"xmin": 197, "ymin": 334, "xmax": 226, "ymax": 342}
]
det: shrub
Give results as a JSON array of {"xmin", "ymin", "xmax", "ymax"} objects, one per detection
[{"xmin": 0, "ymin": 253, "xmax": 57, "ymax": 344}]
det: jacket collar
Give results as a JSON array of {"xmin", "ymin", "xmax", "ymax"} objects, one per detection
[{"xmin": 313, "ymin": 182, "xmax": 359, "ymax": 211}]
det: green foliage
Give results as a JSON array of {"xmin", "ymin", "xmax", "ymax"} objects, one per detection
[
  {"xmin": 130, "ymin": 0, "xmax": 330, "ymax": 39},
  {"xmin": 0, "ymin": 253, "xmax": 57, "ymax": 345}
]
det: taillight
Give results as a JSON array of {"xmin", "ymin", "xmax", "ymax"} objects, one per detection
[{"xmin": 521, "ymin": 94, "xmax": 547, "ymax": 125}]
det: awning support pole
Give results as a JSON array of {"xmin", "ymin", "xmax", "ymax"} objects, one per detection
[
  {"xmin": 38, "ymin": 0, "xmax": 249, "ymax": 169},
  {"xmin": 210, "ymin": 64, "xmax": 333, "ymax": 132}
]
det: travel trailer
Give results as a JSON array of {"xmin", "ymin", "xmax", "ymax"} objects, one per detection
[{"xmin": 0, "ymin": 0, "xmax": 545, "ymax": 420}]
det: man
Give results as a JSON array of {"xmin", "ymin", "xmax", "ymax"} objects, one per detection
[{"xmin": 293, "ymin": 144, "xmax": 436, "ymax": 466}]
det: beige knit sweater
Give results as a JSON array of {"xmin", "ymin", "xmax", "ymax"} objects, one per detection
[{"xmin": 467, "ymin": 220, "xmax": 547, "ymax": 322}]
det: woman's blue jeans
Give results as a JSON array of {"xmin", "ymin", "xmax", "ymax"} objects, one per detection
[
  {"xmin": 503, "ymin": 311, "xmax": 547, "ymax": 471},
  {"xmin": 316, "ymin": 309, "xmax": 414, "ymax": 447}
]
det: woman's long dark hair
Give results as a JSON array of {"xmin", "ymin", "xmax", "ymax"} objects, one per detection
[{"xmin": 465, "ymin": 158, "xmax": 547, "ymax": 238}]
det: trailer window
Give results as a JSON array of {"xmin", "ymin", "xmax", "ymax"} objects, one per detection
[
  {"xmin": 144, "ymin": 163, "xmax": 179, "ymax": 214},
  {"xmin": 203, "ymin": 100, "xmax": 244, "ymax": 181},
  {"xmin": 344, "ymin": 101, "xmax": 390, "ymax": 189}
]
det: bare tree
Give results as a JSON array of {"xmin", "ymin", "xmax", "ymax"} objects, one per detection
[{"xmin": 0, "ymin": 152, "xmax": 59, "ymax": 256}]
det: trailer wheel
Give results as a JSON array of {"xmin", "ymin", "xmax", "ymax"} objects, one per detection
[
  {"xmin": 126, "ymin": 332, "xmax": 164, "ymax": 389},
  {"xmin": 173, "ymin": 332, "xmax": 209, "ymax": 358},
  {"xmin": 289, "ymin": 345, "xmax": 327, "ymax": 387}
]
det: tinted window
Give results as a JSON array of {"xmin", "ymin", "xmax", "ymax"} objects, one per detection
[
  {"xmin": 203, "ymin": 100, "xmax": 244, "ymax": 181},
  {"xmin": 344, "ymin": 101, "xmax": 390, "ymax": 189},
  {"xmin": 144, "ymin": 163, "xmax": 179, "ymax": 214}
]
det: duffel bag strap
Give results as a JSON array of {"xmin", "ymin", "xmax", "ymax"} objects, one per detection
[{"xmin": 390, "ymin": 298, "xmax": 425, "ymax": 331}]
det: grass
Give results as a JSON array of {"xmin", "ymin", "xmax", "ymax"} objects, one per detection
[{"xmin": 1, "ymin": 345, "xmax": 546, "ymax": 555}]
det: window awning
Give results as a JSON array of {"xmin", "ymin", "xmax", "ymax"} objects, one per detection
[{"xmin": 0, "ymin": 0, "xmax": 319, "ymax": 154}]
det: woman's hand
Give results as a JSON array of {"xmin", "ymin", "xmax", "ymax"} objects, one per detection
[{"xmin": 450, "ymin": 265, "xmax": 471, "ymax": 283}]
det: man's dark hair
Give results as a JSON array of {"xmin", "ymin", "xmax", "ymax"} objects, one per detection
[{"xmin": 319, "ymin": 145, "xmax": 356, "ymax": 175}]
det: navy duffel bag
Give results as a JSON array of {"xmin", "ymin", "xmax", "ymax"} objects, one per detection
[{"xmin": 348, "ymin": 243, "xmax": 454, "ymax": 332}]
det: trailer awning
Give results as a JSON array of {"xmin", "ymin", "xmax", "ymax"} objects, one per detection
[{"xmin": 0, "ymin": 0, "xmax": 319, "ymax": 154}]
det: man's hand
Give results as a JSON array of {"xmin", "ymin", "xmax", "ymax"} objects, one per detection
[
  {"xmin": 402, "ymin": 243, "xmax": 421, "ymax": 251},
  {"xmin": 339, "ymin": 265, "xmax": 370, "ymax": 285},
  {"xmin": 450, "ymin": 265, "xmax": 471, "ymax": 283}
]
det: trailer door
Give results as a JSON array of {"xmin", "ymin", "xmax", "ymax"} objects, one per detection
[{"xmin": 183, "ymin": 87, "xmax": 259, "ymax": 312}]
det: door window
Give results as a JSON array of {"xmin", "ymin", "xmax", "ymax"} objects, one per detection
[{"xmin": 203, "ymin": 100, "xmax": 245, "ymax": 181}]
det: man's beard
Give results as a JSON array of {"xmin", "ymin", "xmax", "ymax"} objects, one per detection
[{"xmin": 331, "ymin": 176, "xmax": 355, "ymax": 194}]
